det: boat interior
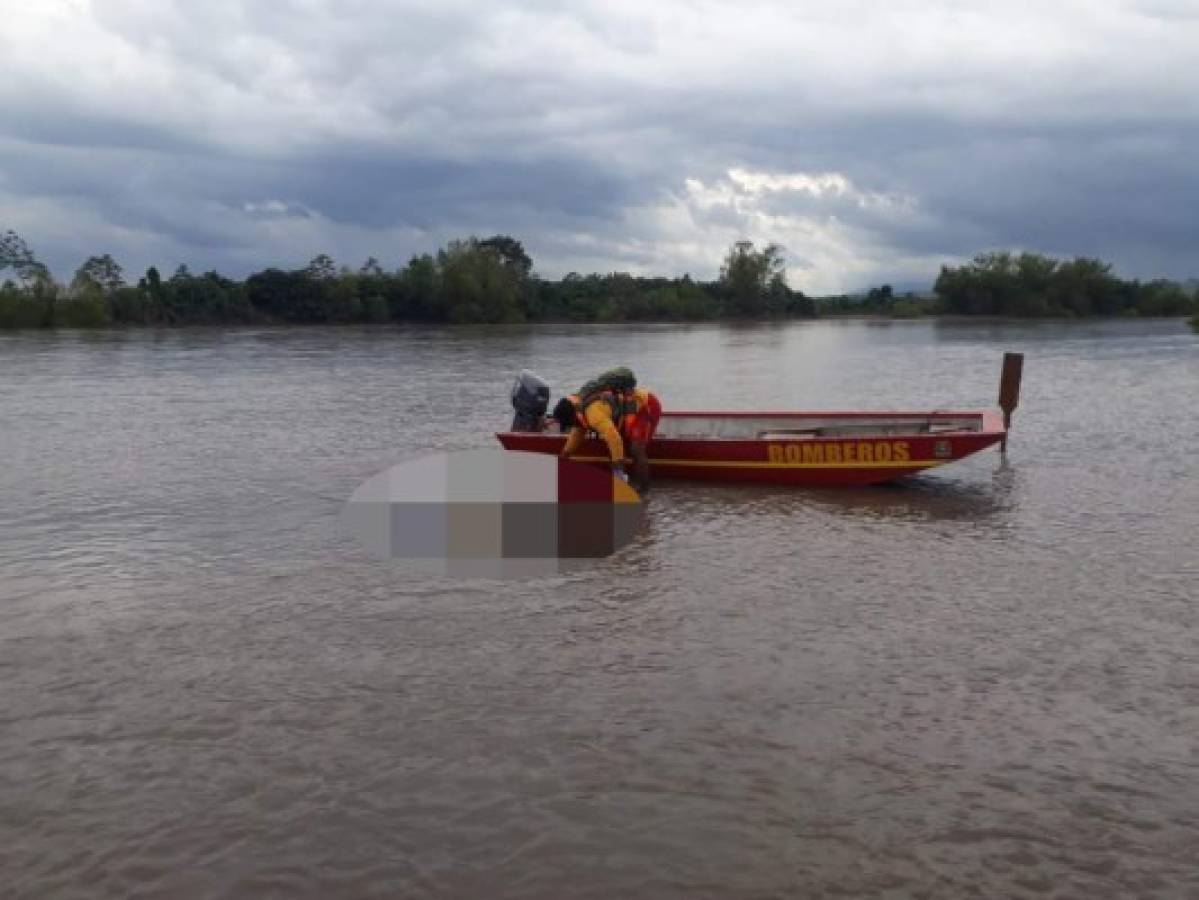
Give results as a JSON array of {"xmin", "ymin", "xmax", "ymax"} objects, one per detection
[{"xmin": 655, "ymin": 414, "xmax": 985, "ymax": 440}]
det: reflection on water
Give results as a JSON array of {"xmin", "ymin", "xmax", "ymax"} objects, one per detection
[
  {"xmin": 1, "ymin": 319, "xmax": 1197, "ymax": 899},
  {"xmin": 647, "ymin": 464, "xmax": 1017, "ymax": 526},
  {"xmin": 634, "ymin": 445, "xmax": 1023, "ymax": 549}
]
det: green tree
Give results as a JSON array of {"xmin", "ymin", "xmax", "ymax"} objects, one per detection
[
  {"xmin": 246, "ymin": 268, "xmax": 328, "ymax": 322},
  {"xmin": 1, "ymin": 229, "xmax": 50, "ymax": 286},
  {"xmin": 328, "ymin": 273, "xmax": 363, "ymax": 321},
  {"xmin": 398, "ymin": 253, "xmax": 440, "ymax": 320},
  {"xmin": 71, "ymin": 254, "xmax": 125, "ymax": 296},
  {"xmin": 866, "ymin": 284, "xmax": 894, "ymax": 309},
  {"xmin": 1133, "ymin": 279, "xmax": 1194, "ymax": 316},
  {"xmin": 936, "ymin": 252, "xmax": 1022, "ymax": 315},
  {"xmin": 57, "ymin": 291, "xmax": 111, "ymax": 327},
  {"xmin": 1049, "ymin": 257, "xmax": 1118, "ymax": 316},
  {"xmin": 168, "ymin": 271, "xmax": 249, "ymax": 323},
  {"xmin": 719, "ymin": 240, "xmax": 786, "ymax": 315},
  {"xmin": 479, "ymin": 235, "xmax": 533, "ymax": 277},
  {"xmin": 305, "ymin": 253, "xmax": 337, "ymax": 281},
  {"xmin": 0, "ymin": 280, "xmax": 56, "ymax": 328},
  {"xmin": 61, "ymin": 255, "xmax": 107, "ymax": 326},
  {"xmin": 437, "ymin": 238, "xmax": 523, "ymax": 323}
]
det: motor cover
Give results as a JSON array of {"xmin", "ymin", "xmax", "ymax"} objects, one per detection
[{"xmin": 510, "ymin": 370, "xmax": 550, "ymax": 431}]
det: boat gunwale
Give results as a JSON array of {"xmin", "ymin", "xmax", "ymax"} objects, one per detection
[
  {"xmin": 498, "ymin": 409, "xmax": 1006, "ymax": 444},
  {"xmin": 657, "ymin": 409, "xmax": 991, "ymax": 420}
]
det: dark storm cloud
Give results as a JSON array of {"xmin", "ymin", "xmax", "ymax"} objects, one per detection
[
  {"xmin": 3, "ymin": 0, "xmax": 1199, "ymax": 291},
  {"xmin": 283, "ymin": 152, "xmax": 648, "ymax": 231},
  {"xmin": 0, "ymin": 131, "xmax": 653, "ymax": 277},
  {"xmin": 882, "ymin": 121, "xmax": 1199, "ymax": 265}
]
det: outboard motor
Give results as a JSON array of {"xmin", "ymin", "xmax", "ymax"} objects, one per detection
[{"xmin": 510, "ymin": 370, "xmax": 551, "ymax": 432}]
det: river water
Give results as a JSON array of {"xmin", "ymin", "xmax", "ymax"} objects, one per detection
[{"xmin": 1, "ymin": 319, "xmax": 1197, "ymax": 898}]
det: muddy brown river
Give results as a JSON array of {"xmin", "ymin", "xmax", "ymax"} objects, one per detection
[{"xmin": 1, "ymin": 319, "xmax": 1197, "ymax": 898}]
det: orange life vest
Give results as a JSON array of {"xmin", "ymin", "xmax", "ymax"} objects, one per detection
[
  {"xmin": 626, "ymin": 390, "xmax": 661, "ymax": 444},
  {"xmin": 568, "ymin": 389, "xmax": 638, "ymax": 438}
]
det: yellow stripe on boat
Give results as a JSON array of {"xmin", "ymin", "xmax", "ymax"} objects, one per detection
[{"xmin": 568, "ymin": 456, "xmax": 945, "ymax": 469}]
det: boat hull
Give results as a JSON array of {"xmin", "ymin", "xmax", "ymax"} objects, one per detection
[{"xmin": 496, "ymin": 410, "xmax": 1007, "ymax": 486}]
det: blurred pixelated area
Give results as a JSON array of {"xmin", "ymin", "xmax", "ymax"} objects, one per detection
[{"xmin": 342, "ymin": 450, "xmax": 644, "ymax": 576}]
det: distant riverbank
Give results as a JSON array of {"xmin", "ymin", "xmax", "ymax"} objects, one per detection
[
  {"xmin": 3, "ymin": 230, "xmax": 1196, "ymax": 329},
  {"xmin": 3, "ymin": 284, "xmax": 1195, "ymax": 331},
  {"xmin": 4, "ymin": 313, "xmax": 1196, "ymax": 336}
]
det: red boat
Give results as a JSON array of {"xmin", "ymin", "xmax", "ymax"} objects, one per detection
[{"xmin": 497, "ymin": 409, "xmax": 1008, "ymax": 487}]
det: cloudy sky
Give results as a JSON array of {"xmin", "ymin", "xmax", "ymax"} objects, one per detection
[{"xmin": 3, "ymin": 0, "xmax": 1197, "ymax": 294}]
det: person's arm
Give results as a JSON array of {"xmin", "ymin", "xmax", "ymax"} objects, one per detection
[
  {"xmin": 560, "ymin": 426, "xmax": 584, "ymax": 457},
  {"xmin": 585, "ymin": 403, "xmax": 625, "ymax": 464}
]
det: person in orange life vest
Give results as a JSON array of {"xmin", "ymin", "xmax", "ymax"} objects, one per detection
[
  {"xmin": 624, "ymin": 388, "xmax": 662, "ymax": 491},
  {"xmin": 552, "ymin": 390, "xmax": 631, "ymax": 477},
  {"xmin": 552, "ymin": 387, "xmax": 661, "ymax": 490}
]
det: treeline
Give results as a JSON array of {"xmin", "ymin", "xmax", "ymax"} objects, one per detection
[
  {"xmin": 2, "ymin": 231, "xmax": 1195, "ymax": 329},
  {"xmin": 0, "ymin": 231, "xmax": 812, "ymax": 328},
  {"xmin": 933, "ymin": 252, "xmax": 1196, "ymax": 318},
  {"xmin": 823, "ymin": 253, "xmax": 1198, "ymax": 319},
  {"xmin": 817, "ymin": 285, "xmax": 942, "ymax": 319}
]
